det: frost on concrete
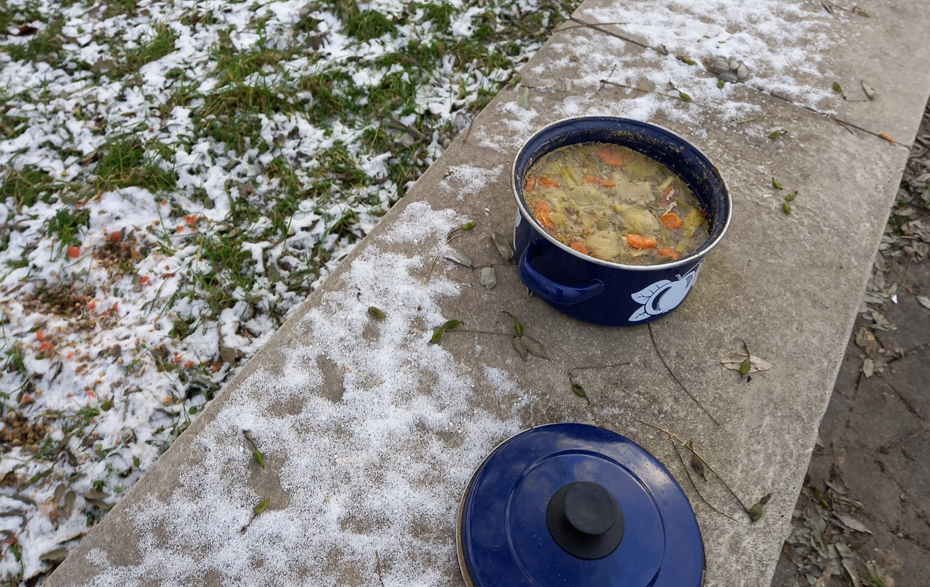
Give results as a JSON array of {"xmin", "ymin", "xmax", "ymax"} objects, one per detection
[
  {"xmin": 477, "ymin": 0, "xmax": 843, "ymax": 150},
  {"xmin": 76, "ymin": 203, "xmax": 529, "ymax": 586}
]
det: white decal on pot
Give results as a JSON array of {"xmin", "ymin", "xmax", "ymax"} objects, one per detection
[{"xmin": 629, "ymin": 263, "xmax": 703, "ymax": 322}]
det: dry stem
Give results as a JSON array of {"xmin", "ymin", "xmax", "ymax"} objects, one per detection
[
  {"xmin": 425, "ymin": 234, "xmax": 464, "ymax": 285},
  {"xmin": 376, "ymin": 551, "xmax": 385, "ymax": 587},
  {"xmin": 635, "ymin": 419, "xmax": 750, "ymax": 514},
  {"xmin": 670, "ymin": 439, "xmax": 741, "ymax": 523},
  {"xmin": 647, "ymin": 323, "xmax": 724, "ymax": 429}
]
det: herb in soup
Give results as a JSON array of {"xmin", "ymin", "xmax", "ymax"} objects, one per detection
[{"xmin": 523, "ymin": 143, "xmax": 710, "ymax": 266}]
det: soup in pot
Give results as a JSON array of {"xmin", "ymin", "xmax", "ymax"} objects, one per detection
[{"xmin": 523, "ymin": 143, "xmax": 710, "ymax": 266}]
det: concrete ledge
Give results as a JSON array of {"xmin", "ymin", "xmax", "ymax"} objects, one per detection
[{"xmin": 46, "ymin": 1, "xmax": 930, "ymax": 585}]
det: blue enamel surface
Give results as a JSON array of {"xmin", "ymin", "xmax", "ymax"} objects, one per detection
[
  {"xmin": 511, "ymin": 117, "xmax": 731, "ymax": 326},
  {"xmin": 460, "ymin": 424, "xmax": 704, "ymax": 587}
]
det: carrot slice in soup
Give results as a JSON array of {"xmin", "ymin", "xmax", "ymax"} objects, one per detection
[
  {"xmin": 525, "ymin": 175, "xmax": 536, "ymax": 192},
  {"xmin": 597, "ymin": 148, "xmax": 625, "ymax": 167},
  {"xmin": 538, "ymin": 177, "xmax": 559, "ymax": 188},
  {"xmin": 660, "ymin": 212, "xmax": 683, "ymax": 230},
  {"xmin": 626, "ymin": 234, "xmax": 658, "ymax": 249},
  {"xmin": 585, "ymin": 175, "xmax": 617, "ymax": 188},
  {"xmin": 532, "ymin": 202, "xmax": 557, "ymax": 230},
  {"xmin": 658, "ymin": 246, "xmax": 682, "ymax": 259},
  {"xmin": 569, "ymin": 241, "xmax": 590, "ymax": 255}
]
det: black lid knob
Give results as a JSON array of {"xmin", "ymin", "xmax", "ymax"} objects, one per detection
[{"xmin": 546, "ymin": 482, "xmax": 625, "ymax": 560}]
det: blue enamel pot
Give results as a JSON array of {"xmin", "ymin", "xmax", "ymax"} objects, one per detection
[{"xmin": 512, "ymin": 117, "xmax": 731, "ymax": 326}]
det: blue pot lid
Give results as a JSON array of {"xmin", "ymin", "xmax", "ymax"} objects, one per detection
[{"xmin": 457, "ymin": 423, "xmax": 704, "ymax": 587}]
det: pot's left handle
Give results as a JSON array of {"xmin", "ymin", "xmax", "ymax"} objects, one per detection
[{"xmin": 518, "ymin": 243, "xmax": 605, "ymax": 305}]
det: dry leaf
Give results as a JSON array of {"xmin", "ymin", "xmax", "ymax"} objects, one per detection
[
  {"xmin": 841, "ymin": 557, "xmax": 861, "ymax": 587},
  {"xmin": 492, "ymin": 232, "xmax": 514, "ymax": 261},
  {"xmin": 444, "ymin": 248, "xmax": 472, "ymax": 267},
  {"xmin": 862, "ymin": 359, "xmax": 874, "ymax": 378},
  {"xmin": 512, "ymin": 336, "xmax": 527, "ymax": 361},
  {"xmin": 916, "ymin": 295, "xmax": 930, "ymax": 310},
  {"xmin": 522, "ymin": 336, "xmax": 549, "ymax": 359},
  {"xmin": 480, "ymin": 266, "xmax": 496, "ymax": 289},
  {"xmin": 721, "ymin": 351, "xmax": 773, "ymax": 373},
  {"xmin": 860, "ymin": 80, "xmax": 876, "ymax": 100},
  {"xmin": 833, "ymin": 512, "xmax": 872, "ymax": 534},
  {"xmin": 40, "ymin": 547, "xmax": 69, "ymax": 562}
]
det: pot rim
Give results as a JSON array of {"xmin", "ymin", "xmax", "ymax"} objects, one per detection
[{"xmin": 511, "ymin": 115, "xmax": 732, "ymax": 272}]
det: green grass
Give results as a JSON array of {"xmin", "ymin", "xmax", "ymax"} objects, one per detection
[
  {"xmin": 5, "ymin": 16, "xmax": 65, "ymax": 65},
  {"xmin": 103, "ymin": 0, "xmax": 139, "ymax": 19},
  {"xmin": 195, "ymin": 113, "xmax": 264, "ymax": 155},
  {"xmin": 419, "ymin": 2, "xmax": 456, "ymax": 28},
  {"xmin": 93, "ymin": 137, "xmax": 177, "ymax": 192},
  {"xmin": 345, "ymin": 9, "xmax": 396, "ymax": 41},
  {"xmin": 202, "ymin": 84, "xmax": 294, "ymax": 117},
  {"xmin": 0, "ymin": 112, "xmax": 30, "ymax": 140},
  {"xmin": 0, "ymin": 166, "xmax": 56, "ymax": 210},
  {"xmin": 118, "ymin": 24, "xmax": 176, "ymax": 76},
  {"xmin": 45, "ymin": 206, "xmax": 90, "ymax": 248}
]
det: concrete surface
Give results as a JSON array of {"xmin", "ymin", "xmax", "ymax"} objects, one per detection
[
  {"xmin": 44, "ymin": 1, "xmax": 930, "ymax": 586},
  {"xmin": 772, "ymin": 106, "xmax": 930, "ymax": 586}
]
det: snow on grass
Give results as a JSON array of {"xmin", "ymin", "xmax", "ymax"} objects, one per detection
[
  {"xmin": 74, "ymin": 202, "xmax": 531, "ymax": 586},
  {"xmin": 0, "ymin": 0, "xmax": 576, "ymax": 581}
]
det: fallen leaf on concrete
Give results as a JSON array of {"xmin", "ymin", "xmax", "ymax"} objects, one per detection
[
  {"xmin": 492, "ymin": 232, "xmax": 514, "ymax": 261},
  {"xmin": 522, "ymin": 336, "xmax": 549, "ymax": 360},
  {"xmin": 444, "ymin": 247, "xmax": 473, "ymax": 267},
  {"xmin": 479, "ymin": 266, "xmax": 496, "ymax": 289},
  {"xmin": 917, "ymin": 295, "xmax": 930, "ymax": 310},
  {"xmin": 860, "ymin": 80, "xmax": 876, "ymax": 100},
  {"xmin": 721, "ymin": 352, "xmax": 773, "ymax": 373},
  {"xmin": 833, "ymin": 512, "xmax": 872, "ymax": 534},
  {"xmin": 862, "ymin": 358, "xmax": 874, "ymax": 378}
]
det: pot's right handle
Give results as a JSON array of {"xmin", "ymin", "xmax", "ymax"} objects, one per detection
[{"xmin": 518, "ymin": 242, "xmax": 605, "ymax": 305}]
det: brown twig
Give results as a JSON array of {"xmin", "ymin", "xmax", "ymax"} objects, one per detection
[
  {"xmin": 636, "ymin": 419, "xmax": 750, "ymax": 513},
  {"xmin": 568, "ymin": 363, "xmax": 631, "ymax": 373},
  {"xmin": 449, "ymin": 327, "xmax": 511, "ymax": 337},
  {"xmin": 670, "ymin": 439, "xmax": 741, "ymax": 523},
  {"xmin": 599, "ymin": 78, "xmax": 682, "ymax": 102},
  {"xmin": 647, "ymin": 323, "xmax": 724, "ymax": 429},
  {"xmin": 242, "ymin": 429, "xmax": 258, "ymax": 451},
  {"xmin": 425, "ymin": 234, "xmax": 464, "ymax": 285},
  {"xmin": 567, "ymin": 16, "xmax": 666, "ymax": 54},
  {"xmin": 732, "ymin": 116, "xmax": 767, "ymax": 125},
  {"xmin": 376, "ymin": 551, "xmax": 385, "ymax": 587}
]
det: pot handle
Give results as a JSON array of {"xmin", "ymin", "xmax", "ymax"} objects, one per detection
[{"xmin": 518, "ymin": 243, "xmax": 605, "ymax": 305}]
